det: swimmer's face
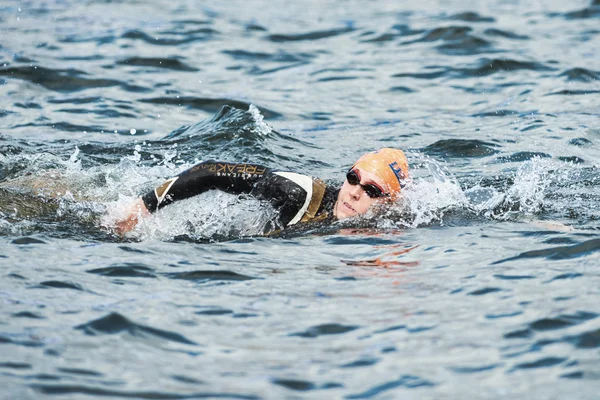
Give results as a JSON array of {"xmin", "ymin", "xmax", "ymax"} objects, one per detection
[{"xmin": 334, "ymin": 167, "xmax": 390, "ymax": 219}]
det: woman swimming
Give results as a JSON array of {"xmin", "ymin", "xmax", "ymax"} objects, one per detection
[{"xmin": 115, "ymin": 148, "xmax": 410, "ymax": 235}]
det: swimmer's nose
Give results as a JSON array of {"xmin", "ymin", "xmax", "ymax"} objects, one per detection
[{"xmin": 349, "ymin": 184, "xmax": 362, "ymax": 200}]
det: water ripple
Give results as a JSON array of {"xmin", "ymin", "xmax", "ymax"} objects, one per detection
[
  {"xmin": 559, "ymin": 67, "xmax": 600, "ymax": 82},
  {"xmin": 267, "ymin": 26, "xmax": 354, "ymax": 42},
  {"xmin": 116, "ymin": 57, "xmax": 199, "ymax": 72},
  {"xmin": 36, "ymin": 280, "xmax": 84, "ymax": 291},
  {"xmin": 138, "ymin": 97, "xmax": 281, "ymax": 118},
  {"xmin": 122, "ymin": 29, "xmax": 217, "ymax": 46},
  {"xmin": 448, "ymin": 363, "xmax": 502, "ymax": 373},
  {"xmin": 0, "ymin": 362, "xmax": 32, "ymax": 370},
  {"xmin": 0, "ymin": 66, "xmax": 150, "ymax": 93},
  {"xmin": 499, "ymin": 151, "xmax": 551, "ymax": 162},
  {"xmin": 511, "ymin": 356, "xmax": 566, "ymax": 371},
  {"xmin": 164, "ymin": 270, "xmax": 256, "ymax": 282},
  {"xmin": 483, "ymin": 28, "xmax": 529, "ymax": 40},
  {"xmin": 87, "ymin": 264, "xmax": 157, "ymax": 278},
  {"xmin": 30, "ymin": 384, "xmax": 258, "ymax": 399},
  {"xmin": 545, "ymin": 89, "xmax": 600, "ymax": 96},
  {"xmin": 290, "ymin": 323, "xmax": 360, "ymax": 338},
  {"xmin": 493, "ymin": 238, "xmax": 600, "ymax": 263},
  {"xmin": 576, "ymin": 328, "xmax": 600, "ymax": 348},
  {"xmin": 75, "ymin": 312, "xmax": 198, "ymax": 345},
  {"xmin": 11, "ymin": 311, "xmax": 45, "ymax": 319},
  {"xmin": 423, "ymin": 139, "xmax": 500, "ymax": 158},
  {"xmin": 340, "ymin": 358, "xmax": 380, "ymax": 368},
  {"xmin": 529, "ymin": 311, "xmax": 597, "ymax": 331},
  {"xmin": 345, "ymin": 375, "xmax": 436, "ymax": 398},
  {"xmin": 406, "ymin": 25, "xmax": 492, "ymax": 55},
  {"xmin": 11, "ymin": 236, "xmax": 46, "ymax": 245},
  {"xmin": 222, "ymin": 49, "xmax": 311, "ymax": 63},
  {"xmin": 563, "ymin": 2, "xmax": 600, "ymax": 19},
  {"xmin": 468, "ymin": 287, "xmax": 503, "ymax": 296},
  {"xmin": 272, "ymin": 378, "xmax": 342, "ymax": 391},
  {"xmin": 393, "ymin": 58, "xmax": 556, "ymax": 80},
  {"xmin": 57, "ymin": 367, "xmax": 103, "ymax": 377}
]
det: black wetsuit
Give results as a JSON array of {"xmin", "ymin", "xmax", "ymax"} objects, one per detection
[{"xmin": 141, "ymin": 161, "xmax": 339, "ymax": 230}]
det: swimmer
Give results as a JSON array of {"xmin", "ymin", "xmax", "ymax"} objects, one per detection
[{"xmin": 115, "ymin": 148, "xmax": 410, "ymax": 235}]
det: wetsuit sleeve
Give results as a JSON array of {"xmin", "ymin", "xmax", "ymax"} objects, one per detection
[
  {"xmin": 251, "ymin": 172, "xmax": 329, "ymax": 226},
  {"xmin": 141, "ymin": 161, "xmax": 330, "ymax": 227},
  {"xmin": 141, "ymin": 161, "xmax": 270, "ymax": 212}
]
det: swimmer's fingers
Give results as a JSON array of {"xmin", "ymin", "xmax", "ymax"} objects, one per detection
[{"xmin": 113, "ymin": 198, "xmax": 150, "ymax": 235}]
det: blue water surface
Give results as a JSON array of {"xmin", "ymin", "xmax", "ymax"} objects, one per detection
[{"xmin": 0, "ymin": 0, "xmax": 599, "ymax": 398}]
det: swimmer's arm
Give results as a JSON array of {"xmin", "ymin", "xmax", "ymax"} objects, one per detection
[
  {"xmin": 141, "ymin": 161, "xmax": 270, "ymax": 212},
  {"xmin": 114, "ymin": 161, "xmax": 270, "ymax": 234}
]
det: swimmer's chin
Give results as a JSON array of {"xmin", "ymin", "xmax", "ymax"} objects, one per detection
[
  {"xmin": 333, "ymin": 200, "xmax": 361, "ymax": 220},
  {"xmin": 335, "ymin": 201, "xmax": 413, "ymax": 227}
]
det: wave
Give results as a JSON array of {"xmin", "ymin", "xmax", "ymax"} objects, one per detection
[
  {"xmin": 116, "ymin": 57, "xmax": 199, "ymax": 72},
  {"xmin": 422, "ymin": 139, "xmax": 501, "ymax": 157},
  {"xmin": 1, "ymin": 106, "xmax": 598, "ymax": 241},
  {"xmin": 138, "ymin": 97, "xmax": 281, "ymax": 119},
  {"xmin": 0, "ymin": 65, "xmax": 150, "ymax": 93},
  {"xmin": 75, "ymin": 312, "xmax": 198, "ymax": 345},
  {"xmin": 558, "ymin": 67, "xmax": 599, "ymax": 82},
  {"xmin": 267, "ymin": 26, "xmax": 355, "ymax": 42},
  {"xmin": 121, "ymin": 28, "xmax": 217, "ymax": 46}
]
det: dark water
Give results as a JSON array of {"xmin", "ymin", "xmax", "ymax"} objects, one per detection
[{"xmin": 1, "ymin": 0, "xmax": 599, "ymax": 398}]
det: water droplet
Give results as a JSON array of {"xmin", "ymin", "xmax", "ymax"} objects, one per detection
[{"xmin": 130, "ymin": 128, "xmax": 137, "ymax": 135}]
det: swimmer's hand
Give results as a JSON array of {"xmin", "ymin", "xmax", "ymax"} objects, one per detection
[{"xmin": 114, "ymin": 198, "xmax": 150, "ymax": 235}]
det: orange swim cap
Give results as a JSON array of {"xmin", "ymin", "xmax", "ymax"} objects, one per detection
[{"xmin": 352, "ymin": 148, "xmax": 409, "ymax": 198}]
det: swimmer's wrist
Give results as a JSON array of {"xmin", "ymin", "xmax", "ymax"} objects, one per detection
[
  {"xmin": 134, "ymin": 197, "xmax": 151, "ymax": 216},
  {"xmin": 141, "ymin": 191, "xmax": 158, "ymax": 213}
]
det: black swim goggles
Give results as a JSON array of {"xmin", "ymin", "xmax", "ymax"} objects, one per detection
[{"xmin": 346, "ymin": 169, "xmax": 389, "ymax": 198}]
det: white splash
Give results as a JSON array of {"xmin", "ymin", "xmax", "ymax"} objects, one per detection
[
  {"xmin": 469, "ymin": 157, "xmax": 554, "ymax": 221},
  {"xmin": 501, "ymin": 156, "xmax": 552, "ymax": 216},
  {"xmin": 381, "ymin": 154, "xmax": 559, "ymax": 228},
  {"xmin": 390, "ymin": 153, "xmax": 468, "ymax": 228},
  {"xmin": 129, "ymin": 191, "xmax": 278, "ymax": 241},
  {"xmin": 248, "ymin": 104, "xmax": 272, "ymax": 136}
]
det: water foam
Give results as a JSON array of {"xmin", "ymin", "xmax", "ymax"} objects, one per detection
[
  {"xmin": 248, "ymin": 104, "xmax": 273, "ymax": 136},
  {"xmin": 130, "ymin": 192, "xmax": 279, "ymax": 242},
  {"xmin": 380, "ymin": 154, "xmax": 562, "ymax": 228},
  {"xmin": 380, "ymin": 153, "xmax": 468, "ymax": 228}
]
